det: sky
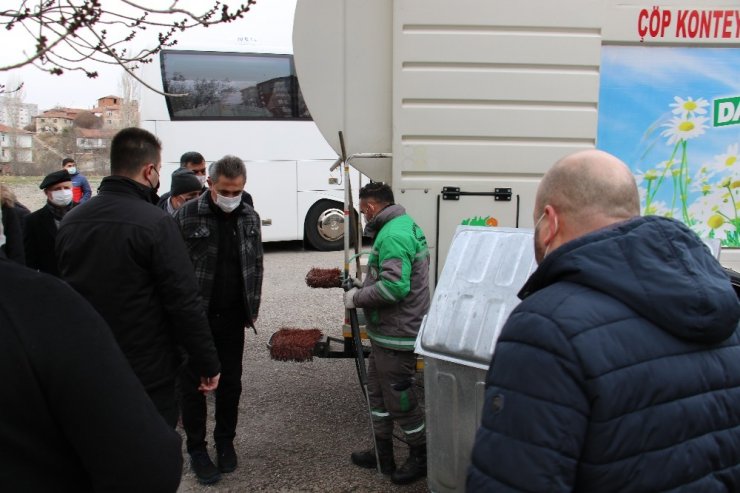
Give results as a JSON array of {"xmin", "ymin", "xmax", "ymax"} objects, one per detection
[
  {"xmin": 0, "ymin": 0, "xmax": 294, "ymax": 112},
  {"xmin": 1, "ymin": 62, "xmax": 123, "ymax": 112}
]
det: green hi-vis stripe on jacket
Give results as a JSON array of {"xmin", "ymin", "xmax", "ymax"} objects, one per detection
[{"xmin": 354, "ymin": 204, "xmax": 431, "ymax": 351}]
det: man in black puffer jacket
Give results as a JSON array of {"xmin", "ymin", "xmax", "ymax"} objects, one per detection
[
  {"xmin": 57, "ymin": 128, "xmax": 221, "ymax": 428},
  {"xmin": 468, "ymin": 150, "xmax": 740, "ymax": 492}
]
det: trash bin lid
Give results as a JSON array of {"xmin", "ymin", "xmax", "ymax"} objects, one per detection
[{"xmin": 416, "ymin": 226, "xmax": 536, "ymax": 370}]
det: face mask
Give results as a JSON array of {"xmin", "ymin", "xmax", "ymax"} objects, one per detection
[
  {"xmin": 66, "ymin": 166, "xmax": 77, "ymax": 175},
  {"xmin": 147, "ymin": 167, "xmax": 160, "ymax": 192},
  {"xmin": 197, "ymin": 175, "xmax": 207, "ymax": 186},
  {"xmin": 216, "ymin": 193, "xmax": 241, "ymax": 213},
  {"xmin": 534, "ymin": 212, "xmax": 545, "ymax": 230},
  {"xmin": 50, "ymin": 189, "xmax": 73, "ymax": 207}
]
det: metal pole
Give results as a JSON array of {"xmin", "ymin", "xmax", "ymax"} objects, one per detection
[{"xmin": 342, "ymin": 156, "xmax": 381, "ymax": 476}]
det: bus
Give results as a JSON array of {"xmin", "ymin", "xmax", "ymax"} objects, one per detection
[{"xmin": 138, "ymin": 0, "xmax": 359, "ymax": 250}]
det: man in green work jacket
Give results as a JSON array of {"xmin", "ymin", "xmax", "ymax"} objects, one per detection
[{"xmin": 344, "ymin": 182, "xmax": 430, "ymax": 485}]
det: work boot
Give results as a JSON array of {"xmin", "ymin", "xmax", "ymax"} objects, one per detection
[
  {"xmin": 350, "ymin": 438, "xmax": 396, "ymax": 475},
  {"xmin": 189, "ymin": 448, "xmax": 222, "ymax": 485},
  {"xmin": 391, "ymin": 444, "xmax": 427, "ymax": 485},
  {"xmin": 216, "ymin": 442, "xmax": 238, "ymax": 473}
]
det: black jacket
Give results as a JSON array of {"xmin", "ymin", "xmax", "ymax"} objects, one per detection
[
  {"xmin": 468, "ymin": 216, "xmax": 740, "ymax": 491},
  {"xmin": 24, "ymin": 204, "xmax": 70, "ymax": 276},
  {"xmin": 1, "ymin": 202, "xmax": 28, "ymax": 264},
  {"xmin": 0, "ymin": 255, "xmax": 182, "ymax": 492},
  {"xmin": 56, "ymin": 176, "xmax": 220, "ymax": 391}
]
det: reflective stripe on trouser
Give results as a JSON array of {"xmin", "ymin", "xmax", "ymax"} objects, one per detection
[{"xmin": 366, "ymin": 341, "xmax": 426, "ymax": 446}]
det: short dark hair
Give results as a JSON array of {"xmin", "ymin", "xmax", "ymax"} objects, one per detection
[
  {"xmin": 110, "ymin": 127, "xmax": 161, "ymax": 176},
  {"xmin": 359, "ymin": 182, "xmax": 394, "ymax": 205},
  {"xmin": 62, "ymin": 157, "xmax": 75, "ymax": 167},
  {"xmin": 209, "ymin": 155, "xmax": 246, "ymax": 183},
  {"xmin": 180, "ymin": 151, "xmax": 205, "ymax": 167}
]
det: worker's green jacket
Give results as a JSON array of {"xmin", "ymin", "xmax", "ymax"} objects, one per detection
[{"xmin": 353, "ymin": 204, "xmax": 430, "ymax": 351}]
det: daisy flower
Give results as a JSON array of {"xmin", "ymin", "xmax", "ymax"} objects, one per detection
[
  {"xmin": 709, "ymin": 143, "xmax": 740, "ymax": 173},
  {"xmin": 643, "ymin": 200, "xmax": 670, "ymax": 217},
  {"xmin": 706, "ymin": 214, "xmax": 736, "ymax": 239},
  {"xmin": 689, "ymin": 193, "xmax": 723, "ymax": 228},
  {"xmin": 661, "ymin": 116, "xmax": 708, "ymax": 145},
  {"xmin": 670, "ymin": 96, "xmax": 709, "ymax": 118}
]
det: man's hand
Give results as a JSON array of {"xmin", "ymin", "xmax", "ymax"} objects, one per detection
[
  {"xmin": 342, "ymin": 277, "xmax": 363, "ymax": 291},
  {"xmin": 344, "ymin": 287, "xmax": 358, "ymax": 309},
  {"xmin": 198, "ymin": 373, "xmax": 220, "ymax": 393}
]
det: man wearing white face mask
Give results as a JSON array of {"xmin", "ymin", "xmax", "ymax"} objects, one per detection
[
  {"xmin": 61, "ymin": 157, "xmax": 92, "ymax": 204},
  {"xmin": 174, "ymin": 155, "xmax": 263, "ymax": 485},
  {"xmin": 158, "ymin": 151, "xmax": 254, "ymax": 209},
  {"xmin": 23, "ymin": 169, "xmax": 75, "ymax": 276}
]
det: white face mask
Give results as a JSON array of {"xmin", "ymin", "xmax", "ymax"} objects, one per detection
[
  {"xmin": 50, "ymin": 189, "xmax": 73, "ymax": 207},
  {"xmin": 197, "ymin": 175, "xmax": 207, "ymax": 186},
  {"xmin": 216, "ymin": 193, "xmax": 241, "ymax": 213},
  {"xmin": 66, "ymin": 166, "xmax": 77, "ymax": 175}
]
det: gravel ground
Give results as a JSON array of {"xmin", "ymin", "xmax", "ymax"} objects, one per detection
[{"xmin": 7, "ymin": 178, "xmax": 430, "ymax": 492}]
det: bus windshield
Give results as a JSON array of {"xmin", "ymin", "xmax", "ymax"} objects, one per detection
[{"xmin": 160, "ymin": 50, "xmax": 312, "ymax": 121}]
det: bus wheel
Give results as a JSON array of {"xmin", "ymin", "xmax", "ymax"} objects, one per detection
[{"xmin": 305, "ymin": 200, "xmax": 354, "ymax": 251}]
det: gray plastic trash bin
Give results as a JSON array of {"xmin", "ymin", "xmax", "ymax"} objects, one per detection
[{"xmin": 416, "ymin": 226, "xmax": 536, "ymax": 492}]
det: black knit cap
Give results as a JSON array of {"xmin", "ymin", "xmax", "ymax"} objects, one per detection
[
  {"xmin": 170, "ymin": 168, "xmax": 202, "ymax": 196},
  {"xmin": 39, "ymin": 169, "xmax": 72, "ymax": 190}
]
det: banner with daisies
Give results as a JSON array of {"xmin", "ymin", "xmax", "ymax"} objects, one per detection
[{"xmin": 597, "ymin": 46, "xmax": 740, "ymax": 247}]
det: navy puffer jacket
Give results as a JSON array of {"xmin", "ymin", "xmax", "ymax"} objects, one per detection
[{"xmin": 468, "ymin": 216, "xmax": 740, "ymax": 492}]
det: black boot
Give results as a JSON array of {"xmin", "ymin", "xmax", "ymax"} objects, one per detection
[
  {"xmin": 216, "ymin": 442, "xmax": 237, "ymax": 473},
  {"xmin": 391, "ymin": 444, "xmax": 426, "ymax": 485},
  {"xmin": 189, "ymin": 448, "xmax": 222, "ymax": 485},
  {"xmin": 350, "ymin": 438, "xmax": 396, "ymax": 475}
]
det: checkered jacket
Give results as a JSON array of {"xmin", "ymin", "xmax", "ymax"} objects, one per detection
[{"xmin": 174, "ymin": 192, "xmax": 263, "ymax": 325}]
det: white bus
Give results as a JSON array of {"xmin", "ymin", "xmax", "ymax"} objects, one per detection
[{"xmin": 138, "ymin": 0, "xmax": 359, "ymax": 250}]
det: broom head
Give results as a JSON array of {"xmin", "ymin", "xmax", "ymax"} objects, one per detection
[
  {"xmin": 305, "ymin": 267, "xmax": 342, "ymax": 289},
  {"xmin": 269, "ymin": 327, "xmax": 323, "ymax": 362}
]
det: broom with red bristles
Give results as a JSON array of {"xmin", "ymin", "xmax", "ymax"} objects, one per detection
[
  {"xmin": 268, "ymin": 269, "xmax": 343, "ymax": 362},
  {"xmin": 269, "ymin": 327, "xmax": 323, "ymax": 362},
  {"xmin": 305, "ymin": 267, "xmax": 343, "ymax": 289}
]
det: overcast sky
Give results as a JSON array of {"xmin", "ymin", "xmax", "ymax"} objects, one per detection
[
  {"xmin": 0, "ymin": 0, "xmax": 294, "ymax": 112},
  {"xmin": 1, "ymin": 62, "xmax": 122, "ymax": 112}
]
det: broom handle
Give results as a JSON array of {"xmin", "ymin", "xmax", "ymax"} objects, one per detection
[
  {"xmin": 339, "ymin": 132, "xmax": 361, "ymax": 280},
  {"xmin": 341, "ymin": 131, "xmax": 381, "ymax": 475},
  {"xmin": 340, "ymin": 131, "xmax": 351, "ymax": 282},
  {"xmin": 350, "ymin": 307, "xmax": 382, "ymax": 476}
]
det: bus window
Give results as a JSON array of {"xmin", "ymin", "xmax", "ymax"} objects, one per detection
[{"xmin": 160, "ymin": 50, "xmax": 312, "ymax": 121}]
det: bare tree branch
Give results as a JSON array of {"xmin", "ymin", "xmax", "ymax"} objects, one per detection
[{"xmin": 0, "ymin": 0, "xmax": 256, "ymax": 87}]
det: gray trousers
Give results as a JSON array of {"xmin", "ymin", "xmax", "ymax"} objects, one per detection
[{"xmin": 366, "ymin": 342, "xmax": 426, "ymax": 447}]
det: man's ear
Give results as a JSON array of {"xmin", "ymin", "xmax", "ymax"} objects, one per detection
[{"xmin": 542, "ymin": 205, "xmax": 559, "ymax": 244}]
